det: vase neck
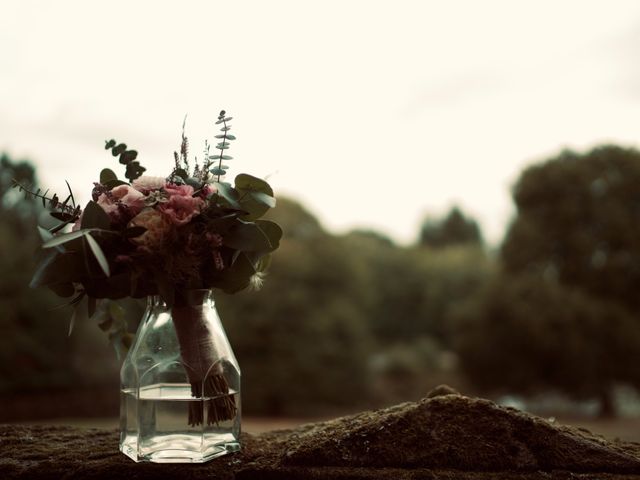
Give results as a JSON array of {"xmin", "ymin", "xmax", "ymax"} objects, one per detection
[{"xmin": 147, "ymin": 289, "xmax": 216, "ymax": 308}]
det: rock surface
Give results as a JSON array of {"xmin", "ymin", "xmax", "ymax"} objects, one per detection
[{"xmin": 2, "ymin": 388, "xmax": 640, "ymax": 479}]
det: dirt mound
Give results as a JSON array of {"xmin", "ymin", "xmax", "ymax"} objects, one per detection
[
  {"xmin": 2, "ymin": 388, "xmax": 640, "ymax": 479},
  {"xmin": 269, "ymin": 389, "xmax": 640, "ymax": 473}
]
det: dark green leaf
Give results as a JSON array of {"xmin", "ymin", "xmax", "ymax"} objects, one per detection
[
  {"xmin": 81, "ymin": 201, "xmax": 111, "ymax": 230},
  {"xmin": 104, "ymin": 179, "xmax": 128, "ymax": 189},
  {"xmin": 38, "ymin": 225, "xmax": 53, "ymax": 243},
  {"xmin": 224, "ymin": 134, "xmax": 236, "ymax": 140},
  {"xmin": 235, "ymin": 174, "xmax": 275, "ymax": 221},
  {"xmin": 42, "ymin": 230, "xmax": 90, "ymax": 249},
  {"xmin": 105, "ymin": 139, "xmax": 117, "ymax": 149},
  {"xmin": 100, "ymin": 168, "xmax": 118, "ymax": 184},
  {"xmin": 216, "ymin": 143, "xmax": 230, "ymax": 150},
  {"xmin": 119, "ymin": 150, "xmax": 138, "ymax": 164},
  {"xmin": 215, "ymin": 119, "xmax": 225, "ymax": 125},
  {"xmin": 50, "ymin": 211, "xmax": 76, "ymax": 222},
  {"xmin": 250, "ymin": 191, "xmax": 276, "ymax": 208},
  {"xmin": 223, "ymin": 221, "xmax": 272, "ymax": 251},
  {"xmin": 256, "ymin": 220, "xmax": 283, "ymax": 251},
  {"xmin": 212, "ymin": 181, "xmax": 241, "ymax": 208},
  {"xmin": 85, "ymin": 234, "xmax": 110, "ymax": 277},
  {"xmin": 220, "ymin": 126, "xmax": 231, "ymax": 131},
  {"xmin": 216, "ymin": 252, "xmax": 255, "ymax": 294},
  {"xmin": 125, "ymin": 162, "xmax": 146, "ymax": 181},
  {"xmin": 112, "ymin": 143, "xmax": 127, "ymax": 156},
  {"xmin": 210, "ymin": 167, "xmax": 227, "ymax": 176}
]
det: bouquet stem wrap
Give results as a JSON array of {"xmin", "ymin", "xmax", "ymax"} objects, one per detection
[{"xmin": 171, "ymin": 291, "xmax": 237, "ymax": 426}]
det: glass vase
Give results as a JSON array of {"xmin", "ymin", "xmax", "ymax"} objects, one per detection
[{"xmin": 119, "ymin": 290, "xmax": 241, "ymax": 463}]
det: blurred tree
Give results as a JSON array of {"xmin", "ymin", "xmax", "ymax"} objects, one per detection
[
  {"xmin": 217, "ymin": 198, "xmax": 374, "ymax": 415},
  {"xmin": 0, "ymin": 154, "xmax": 75, "ymax": 391},
  {"xmin": 502, "ymin": 145, "xmax": 640, "ymax": 312},
  {"xmin": 452, "ymin": 274, "xmax": 640, "ymax": 416},
  {"xmin": 420, "ymin": 206, "xmax": 483, "ymax": 249}
]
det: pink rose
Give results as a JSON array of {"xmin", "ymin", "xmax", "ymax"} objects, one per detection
[
  {"xmin": 97, "ymin": 193, "xmax": 120, "ymax": 216},
  {"xmin": 132, "ymin": 176, "xmax": 166, "ymax": 192},
  {"xmin": 160, "ymin": 194, "xmax": 205, "ymax": 225},
  {"xmin": 164, "ymin": 183, "xmax": 195, "ymax": 197},
  {"xmin": 111, "ymin": 185, "xmax": 146, "ymax": 214}
]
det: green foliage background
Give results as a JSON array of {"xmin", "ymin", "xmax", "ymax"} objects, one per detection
[{"xmin": 3, "ymin": 144, "xmax": 640, "ymax": 417}]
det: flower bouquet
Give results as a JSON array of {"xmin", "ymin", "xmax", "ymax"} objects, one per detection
[{"xmin": 14, "ymin": 111, "xmax": 281, "ymax": 461}]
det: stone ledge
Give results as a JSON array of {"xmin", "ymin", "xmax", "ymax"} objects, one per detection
[{"xmin": 2, "ymin": 388, "xmax": 640, "ymax": 479}]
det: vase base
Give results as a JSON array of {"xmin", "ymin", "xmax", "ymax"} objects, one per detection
[{"xmin": 120, "ymin": 433, "xmax": 241, "ymax": 463}]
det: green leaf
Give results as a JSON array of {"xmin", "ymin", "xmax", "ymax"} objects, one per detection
[
  {"xmin": 250, "ymin": 191, "xmax": 276, "ymax": 208},
  {"xmin": 112, "ymin": 143, "xmax": 127, "ymax": 156},
  {"xmin": 215, "ymin": 252, "xmax": 256, "ymax": 294},
  {"xmin": 223, "ymin": 221, "xmax": 272, "ymax": 251},
  {"xmin": 105, "ymin": 139, "xmax": 116, "ymax": 149},
  {"xmin": 85, "ymin": 233, "xmax": 110, "ymax": 277},
  {"xmin": 38, "ymin": 225, "xmax": 53, "ymax": 243},
  {"xmin": 30, "ymin": 251, "xmax": 58, "ymax": 288},
  {"xmin": 212, "ymin": 181, "xmax": 241, "ymax": 208},
  {"xmin": 215, "ymin": 119, "xmax": 225, "ymax": 125},
  {"xmin": 220, "ymin": 126, "xmax": 231, "ymax": 131},
  {"xmin": 125, "ymin": 162, "xmax": 146, "ymax": 181},
  {"xmin": 235, "ymin": 174, "xmax": 275, "ymax": 220},
  {"xmin": 256, "ymin": 220, "xmax": 283, "ymax": 251},
  {"xmin": 42, "ymin": 230, "xmax": 90, "ymax": 249},
  {"xmin": 81, "ymin": 201, "xmax": 111, "ymax": 230},
  {"xmin": 119, "ymin": 150, "xmax": 138, "ymax": 164},
  {"xmin": 216, "ymin": 143, "xmax": 230, "ymax": 150},
  {"xmin": 210, "ymin": 167, "xmax": 227, "ymax": 176},
  {"xmin": 104, "ymin": 179, "xmax": 128, "ymax": 189},
  {"xmin": 100, "ymin": 168, "xmax": 118, "ymax": 184},
  {"xmin": 31, "ymin": 252, "xmax": 85, "ymax": 287}
]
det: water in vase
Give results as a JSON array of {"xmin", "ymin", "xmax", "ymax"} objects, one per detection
[{"xmin": 120, "ymin": 383, "xmax": 241, "ymax": 463}]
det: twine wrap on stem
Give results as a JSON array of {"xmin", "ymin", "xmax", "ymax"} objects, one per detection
[{"xmin": 171, "ymin": 290, "xmax": 237, "ymax": 426}]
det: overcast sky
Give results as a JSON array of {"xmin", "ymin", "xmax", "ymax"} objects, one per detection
[{"xmin": 3, "ymin": 0, "xmax": 640, "ymax": 245}]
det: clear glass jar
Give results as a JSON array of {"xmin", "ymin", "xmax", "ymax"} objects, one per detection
[{"xmin": 119, "ymin": 290, "xmax": 241, "ymax": 463}]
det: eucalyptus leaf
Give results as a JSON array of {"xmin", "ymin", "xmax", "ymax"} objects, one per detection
[
  {"xmin": 112, "ymin": 143, "xmax": 127, "ymax": 156},
  {"xmin": 210, "ymin": 167, "xmax": 227, "ymax": 176},
  {"xmin": 100, "ymin": 168, "xmax": 118, "ymax": 184},
  {"xmin": 119, "ymin": 150, "xmax": 138, "ymax": 164},
  {"xmin": 223, "ymin": 221, "xmax": 272, "ymax": 251},
  {"xmin": 85, "ymin": 233, "xmax": 111, "ymax": 277},
  {"xmin": 105, "ymin": 139, "xmax": 116, "ymax": 149},
  {"xmin": 38, "ymin": 225, "xmax": 53, "ymax": 243},
  {"xmin": 250, "ymin": 191, "xmax": 276, "ymax": 208},
  {"xmin": 212, "ymin": 181, "xmax": 241, "ymax": 208},
  {"xmin": 81, "ymin": 201, "xmax": 111, "ymax": 230},
  {"xmin": 42, "ymin": 229, "xmax": 90, "ymax": 249},
  {"xmin": 256, "ymin": 220, "xmax": 283, "ymax": 251}
]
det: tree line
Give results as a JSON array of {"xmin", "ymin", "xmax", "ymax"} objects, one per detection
[{"xmin": 1, "ymin": 145, "xmax": 639, "ymax": 416}]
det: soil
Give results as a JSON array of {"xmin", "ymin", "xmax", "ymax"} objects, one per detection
[{"xmin": 2, "ymin": 386, "xmax": 640, "ymax": 479}]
